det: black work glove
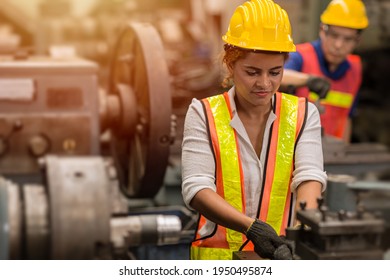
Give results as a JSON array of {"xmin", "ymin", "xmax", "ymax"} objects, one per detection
[
  {"xmin": 274, "ymin": 244, "xmax": 293, "ymax": 260},
  {"xmin": 245, "ymin": 219, "xmax": 293, "ymax": 260},
  {"xmin": 307, "ymin": 76, "xmax": 331, "ymax": 99}
]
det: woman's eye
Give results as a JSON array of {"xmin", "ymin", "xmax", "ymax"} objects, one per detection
[
  {"xmin": 246, "ymin": 71, "xmax": 257, "ymax": 76},
  {"xmin": 270, "ymin": 71, "xmax": 281, "ymax": 76}
]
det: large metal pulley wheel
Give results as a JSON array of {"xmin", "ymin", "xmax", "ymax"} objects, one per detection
[{"xmin": 108, "ymin": 22, "xmax": 172, "ymax": 198}]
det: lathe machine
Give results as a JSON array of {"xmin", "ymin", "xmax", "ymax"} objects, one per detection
[{"xmin": 0, "ymin": 22, "xmax": 188, "ymax": 260}]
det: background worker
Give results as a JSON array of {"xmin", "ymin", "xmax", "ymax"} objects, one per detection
[
  {"xmin": 181, "ymin": 0, "xmax": 327, "ymax": 260},
  {"xmin": 281, "ymin": 0, "xmax": 369, "ymax": 142}
]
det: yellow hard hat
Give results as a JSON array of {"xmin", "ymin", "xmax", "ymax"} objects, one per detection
[
  {"xmin": 321, "ymin": 0, "xmax": 369, "ymax": 29},
  {"xmin": 222, "ymin": 0, "xmax": 295, "ymax": 52}
]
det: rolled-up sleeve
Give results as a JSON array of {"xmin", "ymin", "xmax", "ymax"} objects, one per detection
[
  {"xmin": 181, "ymin": 99, "xmax": 217, "ymax": 209},
  {"xmin": 291, "ymin": 102, "xmax": 328, "ymax": 192}
]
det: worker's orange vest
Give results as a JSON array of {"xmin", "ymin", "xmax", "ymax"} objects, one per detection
[
  {"xmin": 191, "ymin": 92, "xmax": 307, "ymax": 260},
  {"xmin": 295, "ymin": 43, "xmax": 362, "ymax": 139}
]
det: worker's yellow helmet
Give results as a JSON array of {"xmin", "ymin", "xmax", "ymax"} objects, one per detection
[
  {"xmin": 222, "ymin": 0, "xmax": 295, "ymax": 52},
  {"xmin": 321, "ymin": 0, "xmax": 369, "ymax": 29}
]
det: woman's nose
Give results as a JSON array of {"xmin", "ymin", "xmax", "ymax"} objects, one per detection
[{"xmin": 255, "ymin": 74, "xmax": 271, "ymax": 88}]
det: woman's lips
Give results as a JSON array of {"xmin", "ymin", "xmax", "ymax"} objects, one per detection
[{"xmin": 252, "ymin": 91, "xmax": 270, "ymax": 97}]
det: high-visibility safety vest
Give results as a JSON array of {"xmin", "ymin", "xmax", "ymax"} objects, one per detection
[
  {"xmin": 295, "ymin": 42, "xmax": 362, "ymax": 139},
  {"xmin": 191, "ymin": 92, "xmax": 307, "ymax": 260}
]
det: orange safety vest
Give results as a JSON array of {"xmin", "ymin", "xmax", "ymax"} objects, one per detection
[
  {"xmin": 191, "ymin": 92, "xmax": 307, "ymax": 260},
  {"xmin": 295, "ymin": 42, "xmax": 362, "ymax": 139}
]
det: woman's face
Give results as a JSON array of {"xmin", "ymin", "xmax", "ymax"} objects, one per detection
[{"xmin": 231, "ymin": 51, "xmax": 285, "ymax": 108}]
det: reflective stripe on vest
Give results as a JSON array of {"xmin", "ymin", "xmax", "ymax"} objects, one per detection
[
  {"xmin": 191, "ymin": 246, "xmax": 236, "ymax": 260},
  {"xmin": 207, "ymin": 92, "xmax": 244, "ymax": 245},
  {"xmin": 309, "ymin": 90, "xmax": 354, "ymax": 109},
  {"xmin": 191, "ymin": 92, "xmax": 306, "ymax": 260},
  {"xmin": 259, "ymin": 93, "xmax": 305, "ymax": 234},
  {"xmin": 191, "ymin": 92, "xmax": 245, "ymax": 260}
]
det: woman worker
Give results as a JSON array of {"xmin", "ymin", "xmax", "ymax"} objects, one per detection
[{"xmin": 181, "ymin": 0, "xmax": 327, "ymax": 260}]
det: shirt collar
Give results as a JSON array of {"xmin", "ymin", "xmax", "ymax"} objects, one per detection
[{"xmin": 227, "ymin": 87, "xmax": 277, "ymax": 150}]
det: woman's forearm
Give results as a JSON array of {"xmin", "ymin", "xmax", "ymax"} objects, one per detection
[
  {"xmin": 190, "ymin": 188, "xmax": 254, "ymax": 233},
  {"xmin": 294, "ymin": 180, "xmax": 323, "ymax": 225}
]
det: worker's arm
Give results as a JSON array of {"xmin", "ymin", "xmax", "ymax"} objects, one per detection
[
  {"xmin": 282, "ymin": 69, "xmax": 331, "ymax": 99},
  {"xmin": 294, "ymin": 180, "xmax": 323, "ymax": 225},
  {"xmin": 190, "ymin": 188, "xmax": 254, "ymax": 233},
  {"xmin": 282, "ymin": 69, "xmax": 311, "ymax": 88},
  {"xmin": 191, "ymin": 188, "xmax": 293, "ymax": 260}
]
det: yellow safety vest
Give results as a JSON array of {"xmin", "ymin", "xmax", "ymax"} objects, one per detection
[{"xmin": 191, "ymin": 92, "xmax": 307, "ymax": 260}]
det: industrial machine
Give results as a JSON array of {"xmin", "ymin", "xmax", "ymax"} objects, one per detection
[
  {"xmin": 233, "ymin": 193, "xmax": 388, "ymax": 260},
  {"xmin": 286, "ymin": 197, "xmax": 386, "ymax": 260},
  {"xmin": 0, "ymin": 22, "xmax": 191, "ymax": 260},
  {"xmin": 322, "ymin": 136, "xmax": 390, "ymax": 178}
]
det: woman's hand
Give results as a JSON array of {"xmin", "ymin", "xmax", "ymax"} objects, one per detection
[{"xmin": 245, "ymin": 219, "xmax": 293, "ymax": 260}]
